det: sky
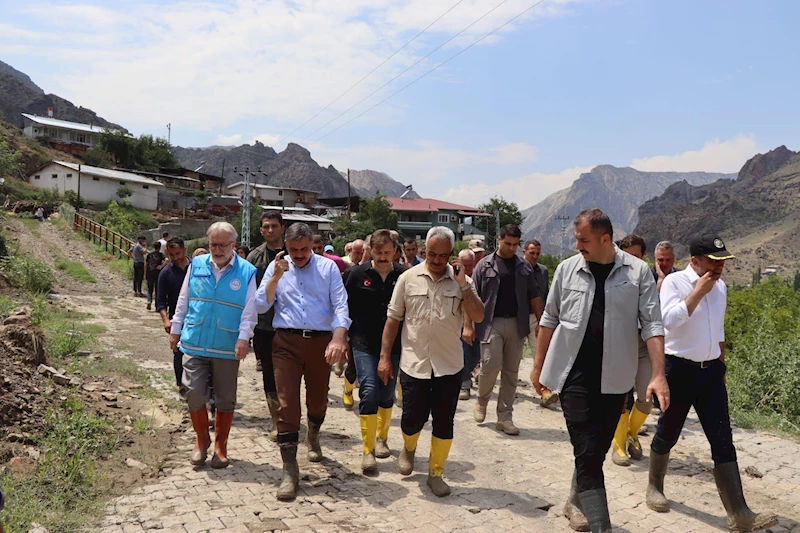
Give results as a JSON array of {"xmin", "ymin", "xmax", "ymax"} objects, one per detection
[{"xmin": 2, "ymin": 0, "xmax": 799, "ymax": 209}]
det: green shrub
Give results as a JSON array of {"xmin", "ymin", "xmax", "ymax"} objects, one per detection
[
  {"xmin": 64, "ymin": 189, "xmax": 86, "ymax": 209},
  {"xmin": 0, "ymin": 255, "xmax": 56, "ymax": 293},
  {"xmin": 94, "ymin": 200, "xmax": 157, "ymax": 239}
]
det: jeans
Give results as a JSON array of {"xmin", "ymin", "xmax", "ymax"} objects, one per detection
[
  {"xmin": 560, "ymin": 363, "xmax": 627, "ymax": 493},
  {"xmin": 146, "ymin": 275, "xmax": 158, "ymax": 304},
  {"xmin": 399, "ymin": 370, "xmax": 461, "ymax": 440},
  {"xmin": 651, "ymin": 356, "xmax": 736, "ymax": 466},
  {"xmin": 460, "ymin": 339, "xmax": 480, "ymax": 390},
  {"xmin": 253, "ymin": 329, "xmax": 276, "ymax": 394},
  {"xmin": 352, "ymin": 348, "xmax": 400, "ymax": 415},
  {"xmin": 133, "ymin": 262, "xmax": 145, "ymax": 294}
]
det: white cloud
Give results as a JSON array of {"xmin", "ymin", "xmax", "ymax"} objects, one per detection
[
  {"xmin": 1, "ymin": 0, "xmax": 587, "ymax": 138},
  {"xmin": 248, "ymin": 133, "xmax": 283, "ymax": 148},
  {"xmin": 487, "ymin": 142, "xmax": 539, "ymax": 165},
  {"xmin": 213, "ymin": 133, "xmax": 242, "ymax": 146},
  {"xmin": 630, "ymin": 135, "xmax": 757, "ymax": 173}
]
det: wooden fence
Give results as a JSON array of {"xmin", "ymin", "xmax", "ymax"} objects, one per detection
[{"xmin": 73, "ymin": 212, "xmax": 133, "ymax": 260}]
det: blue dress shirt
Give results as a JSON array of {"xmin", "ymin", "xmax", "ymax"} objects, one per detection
[{"xmin": 256, "ymin": 252, "xmax": 351, "ymax": 331}]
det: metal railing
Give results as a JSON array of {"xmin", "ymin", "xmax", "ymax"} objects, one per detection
[{"xmin": 73, "ymin": 212, "xmax": 133, "ymax": 260}]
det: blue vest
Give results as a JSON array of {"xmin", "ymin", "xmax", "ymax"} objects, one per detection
[{"xmin": 179, "ymin": 254, "xmax": 257, "ymax": 360}]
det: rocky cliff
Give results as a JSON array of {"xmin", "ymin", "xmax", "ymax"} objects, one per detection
[{"xmin": 340, "ymin": 169, "xmax": 419, "ymax": 198}]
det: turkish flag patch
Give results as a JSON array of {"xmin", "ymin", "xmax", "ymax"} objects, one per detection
[{"xmin": 364, "ymin": 279, "xmax": 372, "ymax": 287}]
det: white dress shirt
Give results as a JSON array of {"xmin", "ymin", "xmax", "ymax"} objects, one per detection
[
  {"xmin": 660, "ymin": 264, "xmax": 726, "ymax": 362},
  {"xmin": 170, "ymin": 255, "xmax": 258, "ymax": 341}
]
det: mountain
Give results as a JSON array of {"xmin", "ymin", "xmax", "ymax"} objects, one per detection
[
  {"xmin": 633, "ymin": 146, "xmax": 800, "ymax": 284},
  {"xmin": 339, "ymin": 169, "xmax": 420, "ymax": 198},
  {"xmin": 0, "ymin": 60, "xmax": 122, "ymax": 130},
  {"xmin": 521, "ymin": 165, "xmax": 735, "ymax": 253}
]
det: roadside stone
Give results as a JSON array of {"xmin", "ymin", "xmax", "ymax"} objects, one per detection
[
  {"xmin": 27, "ymin": 523, "xmax": 50, "ymax": 533},
  {"xmin": 37, "ymin": 364, "xmax": 58, "ymax": 376},
  {"xmin": 51, "ymin": 373, "xmax": 71, "ymax": 386},
  {"xmin": 744, "ymin": 465, "xmax": 763, "ymax": 478},
  {"xmin": 103, "ymin": 392, "xmax": 118, "ymax": 402},
  {"xmin": 7, "ymin": 432, "xmax": 35, "ymax": 445},
  {"xmin": 9, "ymin": 456, "xmax": 37, "ymax": 476},
  {"xmin": 76, "ymin": 350, "xmax": 91, "ymax": 357},
  {"xmin": 125, "ymin": 458, "xmax": 149, "ymax": 471}
]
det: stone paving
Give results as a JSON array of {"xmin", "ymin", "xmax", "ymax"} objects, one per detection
[{"xmin": 97, "ymin": 357, "xmax": 800, "ymax": 533}]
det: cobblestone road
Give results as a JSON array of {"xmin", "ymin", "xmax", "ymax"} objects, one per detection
[{"xmin": 98, "ymin": 356, "xmax": 800, "ymax": 533}]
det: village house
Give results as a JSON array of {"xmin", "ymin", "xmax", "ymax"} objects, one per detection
[
  {"xmin": 385, "ymin": 196, "xmax": 490, "ymax": 241},
  {"xmin": 226, "ymin": 181, "xmax": 320, "ymax": 209},
  {"xmin": 26, "ymin": 161, "xmax": 163, "ymax": 211},
  {"xmin": 21, "ymin": 112, "xmax": 107, "ymax": 154}
]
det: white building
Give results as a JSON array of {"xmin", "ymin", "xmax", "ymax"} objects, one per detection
[
  {"xmin": 21, "ymin": 113, "xmax": 107, "ymax": 150},
  {"xmin": 226, "ymin": 182, "xmax": 320, "ymax": 208},
  {"xmin": 27, "ymin": 161, "xmax": 163, "ymax": 211}
]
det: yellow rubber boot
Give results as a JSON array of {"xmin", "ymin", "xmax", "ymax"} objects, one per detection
[
  {"xmin": 427, "ymin": 436, "xmax": 453, "ymax": 497},
  {"xmin": 398, "ymin": 431, "xmax": 420, "ymax": 475},
  {"xmin": 375, "ymin": 407, "xmax": 392, "ymax": 458},
  {"xmin": 627, "ymin": 406, "xmax": 648, "ymax": 460},
  {"xmin": 342, "ymin": 377, "xmax": 355, "ymax": 410},
  {"xmin": 359, "ymin": 414, "xmax": 378, "ymax": 474},
  {"xmin": 611, "ymin": 410, "xmax": 631, "ymax": 466}
]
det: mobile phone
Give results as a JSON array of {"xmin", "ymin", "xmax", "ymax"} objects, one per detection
[{"xmin": 453, "ymin": 263, "xmax": 460, "ymax": 276}]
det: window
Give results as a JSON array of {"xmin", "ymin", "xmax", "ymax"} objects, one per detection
[
  {"xmin": 437, "ymin": 214, "xmax": 449, "ymax": 223},
  {"xmin": 92, "ymin": 177, "xmax": 100, "ymax": 181},
  {"xmin": 66, "ymin": 173, "xmax": 73, "ymax": 178},
  {"xmin": 34, "ymin": 175, "xmax": 40, "ymax": 180},
  {"xmin": 52, "ymin": 174, "xmax": 58, "ymax": 179},
  {"xmin": 278, "ymin": 190, "xmax": 283, "ymax": 196},
  {"xmin": 142, "ymin": 185, "xmax": 149, "ymax": 189}
]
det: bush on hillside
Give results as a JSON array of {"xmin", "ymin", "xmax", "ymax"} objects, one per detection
[
  {"xmin": 0, "ymin": 255, "xmax": 56, "ymax": 293},
  {"xmin": 93, "ymin": 201, "xmax": 157, "ymax": 239}
]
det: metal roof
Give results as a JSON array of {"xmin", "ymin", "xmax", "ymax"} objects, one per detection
[
  {"xmin": 51, "ymin": 161, "xmax": 164, "ymax": 187},
  {"xmin": 21, "ymin": 113, "xmax": 108, "ymax": 134},
  {"xmin": 386, "ymin": 196, "xmax": 490, "ymax": 215},
  {"xmin": 227, "ymin": 181, "xmax": 320, "ymax": 195},
  {"xmin": 279, "ymin": 213, "xmax": 332, "ymax": 223}
]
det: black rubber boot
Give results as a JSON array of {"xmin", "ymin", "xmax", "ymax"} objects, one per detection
[
  {"xmin": 713, "ymin": 462, "xmax": 777, "ymax": 532},
  {"xmin": 306, "ymin": 420, "xmax": 323, "ymax": 462},
  {"xmin": 277, "ymin": 443, "xmax": 300, "ymax": 501},
  {"xmin": 564, "ymin": 471, "xmax": 590, "ymax": 532},
  {"xmin": 577, "ymin": 489, "xmax": 612, "ymax": 533},
  {"xmin": 646, "ymin": 451, "xmax": 670, "ymax": 512}
]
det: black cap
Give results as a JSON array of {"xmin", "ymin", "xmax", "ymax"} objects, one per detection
[{"xmin": 689, "ymin": 234, "xmax": 735, "ymax": 260}]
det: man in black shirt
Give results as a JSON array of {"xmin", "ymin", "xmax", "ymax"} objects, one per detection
[
  {"xmin": 145, "ymin": 241, "xmax": 166, "ymax": 311},
  {"xmin": 156, "ymin": 238, "xmax": 190, "ymax": 397},
  {"xmin": 344, "ymin": 230, "xmax": 404, "ymax": 474},
  {"xmin": 246, "ymin": 211, "xmax": 286, "ymax": 441},
  {"xmin": 472, "ymin": 224, "xmax": 543, "ymax": 435}
]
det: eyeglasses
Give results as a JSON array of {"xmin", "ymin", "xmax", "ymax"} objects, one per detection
[{"xmin": 209, "ymin": 241, "xmax": 234, "ymax": 250}]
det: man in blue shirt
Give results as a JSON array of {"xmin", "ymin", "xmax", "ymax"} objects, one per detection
[{"xmin": 256, "ymin": 223, "xmax": 351, "ymax": 501}]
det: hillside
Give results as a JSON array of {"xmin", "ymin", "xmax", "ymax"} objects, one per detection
[
  {"xmin": 0, "ymin": 119, "xmax": 82, "ymax": 178},
  {"xmin": 0, "ymin": 60, "xmax": 123, "ymax": 130},
  {"xmin": 521, "ymin": 165, "xmax": 734, "ymax": 253},
  {"xmin": 340, "ymin": 169, "xmax": 420, "ymax": 198},
  {"xmin": 633, "ymin": 145, "xmax": 800, "ymax": 284}
]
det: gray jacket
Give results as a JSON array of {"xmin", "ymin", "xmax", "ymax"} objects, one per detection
[{"xmin": 539, "ymin": 247, "xmax": 664, "ymax": 394}]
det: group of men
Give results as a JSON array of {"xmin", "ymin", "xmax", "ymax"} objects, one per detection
[{"xmin": 158, "ymin": 207, "xmax": 776, "ymax": 532}]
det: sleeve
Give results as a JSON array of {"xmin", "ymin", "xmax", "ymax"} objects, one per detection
[
  {"xmin": 472, "ymin": 262, "xmax": 484, "ymax": 298},
  {"xmin": 638, "ymin": 264, "xmax": 664, "ymax": 341},
  {"xmin": 387, "ymin": 271, "xmax": 408, "ymax": 321},
  {"xmin": 238, "ymin": 276, "xmax": 258, "ymax": 340},
  {"xmin": 527, "ymin": 267, "xmax": 541, "ymax": 300},
  {"xmin": 328, "ymin": 262, "xmax": 352, "ymax": 330},
  {"xmin": 538, "ymin": 263, "xmax": 562, "ymax": 329},
  {"xmin": 169, "ymin": 265, "xmax": 192, "ymax": 334},
  {"xmin": 155, "ymin": 267, "xmax": 169, "ymax": 313},
  {"xmin": 255, "ymin": 260, "xmax": 277, "ymax": 314},
  {"xmin": 660, "ymin": 275, "xmax": 690, "ymax": 330}
]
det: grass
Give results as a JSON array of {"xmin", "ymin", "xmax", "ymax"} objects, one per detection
[
  {"xmin": 731, "ymin": 406, "xmax": 800, "ymax": 441},
  {"xmin": 134, "ymin": 416, "xmax": 154, "ymax": 434},
  {"xmin": 18, "ymin": 216, "xmax": 41, "ymax": 234},
  {"xmin": 92, "ymin": 243, "xmax": 133, "ymax": 280},
  {"xmin": 55, "ymin": 258, "xmax": 97, "ymax": 283}
]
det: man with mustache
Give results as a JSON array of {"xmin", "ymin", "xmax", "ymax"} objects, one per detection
[
  {"xmin": 256, "ymin": 223, "xmax": 350, "ymax": 501},
  {"xmin": 646, "ymin": 235, "xmax": 775, "ymax": 532},
  {"xmin": 530, "ymin": 209, "xmax": 669, "ymax": 532}
]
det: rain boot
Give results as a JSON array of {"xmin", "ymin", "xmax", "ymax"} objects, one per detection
[
  {"xmin": 375, "ymin": 407, "xmax": 392, "ymax": 458},
  {"xmin": 359, "ymin": 414, "xmax": 378, "ymax": 474},
  {"xmin": 342, "ymin": 377, "xmax": 355, "ymax": 410},
  {"xmin": 276, "ymin": 443, "xmax": 300, "ymax": 501},
  {"xmin": 266, "ymin": 392, "xmax": 280, "ymax": 442},
  {"xmin": 306, "ymin": 419, "xmax": 323, "ymax": 462},
  {"xmin": 564, "ymin": 470, "xmax": 590, "ymax": 532},
  {"xmin": 578, "ymin": 489, "xmax": 612, "ymax": 533},
  {"xmin": 713, "ymin": 462, "xmax": 777, "ymax": 532},
  {"xmin": 189, "ymin": 407, "xmax": 211, "ymax": 465},
  {"xmin": 627, "ymin": 406, "xmax": 648, "ymax": 460},
  {"xmin": 398, "ymin": 431, "xmax": 420, "ymax": 475},
  {"xmin": 210, "ymin": 410, "xmax": 234, "ymax": 468},
  {"xmin": 426, "ymin": 436, "xmax": 453, "ymax": 497},
  {"xmin": 611, "ymin": 410, "xmax": 631, "ymax": 466},
  {"xmin": 646, "ymin": 451, "xmax": 670, "ymax": 512}
]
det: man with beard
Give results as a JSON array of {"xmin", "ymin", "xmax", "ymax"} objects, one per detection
[
  {"xmin": 256, "ymin": 223, "xmax": 350, "ymax": 501},
  {"xmin": 246, "ymin": 211, "xmax": 286, "ymax": 440},
  {"xmin": 530, "ymin": 209, "xmax": 669, "ymax": 532},
  {"xmin": 157, "ymin": 238, "xmax": 191, "ymax": 398},
  {"xmin": 645, "ymin": 235, "xmax": 775, "ymax": 532},
  {"xmin": 170, "ymin": 222, "xmax": 258, "ymax": 469}
]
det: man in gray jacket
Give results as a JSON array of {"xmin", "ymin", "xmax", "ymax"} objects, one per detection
[{"xmin": 530, "ymin": 209, "xmax": 670, "ymax": 533}]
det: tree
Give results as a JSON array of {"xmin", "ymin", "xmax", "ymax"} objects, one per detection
[
  {"xmin": 477, "ymin": 196, "xmax": 523, "ymax": 247},
  {"xmin": 332, "ymin": 192, "xmax": 398, "ymax": 243},
  {"xmin": 116, "ymin": 184, "xmax": 133, "ymax": 199},
  {"xmin": 0, "ymin": 132, "xmax": 21, "ymax": 178},
  {"xmin": 88, "ymin": 130, "xmax": 180, "ymax": 171}
]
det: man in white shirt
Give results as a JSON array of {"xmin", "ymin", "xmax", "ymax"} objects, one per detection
[{"xmin": 646, "ymin": 234, "xmax": 776, "ymax": 532}]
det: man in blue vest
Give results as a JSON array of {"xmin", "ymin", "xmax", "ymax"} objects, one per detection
[{"xmin": 170, "ymin": 222, "xmax": 258, "ymax": 469}]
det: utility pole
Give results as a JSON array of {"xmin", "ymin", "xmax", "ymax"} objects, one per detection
[
  {"xmin": 556, "ymin": 214, "xmax": 570, "ymax": 262},
  {"xmin": 346, "ymin": 168, "xmax": 351, "ymax": 219},
  {"xmin": 166, "ymin": 123, "xmax": 171, "ymax": 144},
  {"xmin": 234, "ymin": 166, "xmax": 257, "ymax": 248}
]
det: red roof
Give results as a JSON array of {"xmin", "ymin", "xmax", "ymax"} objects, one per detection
[{"xmin": 386, "ymin": 197, "xmax": 490, "ymax": 216}]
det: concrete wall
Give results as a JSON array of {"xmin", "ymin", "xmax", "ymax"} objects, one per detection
[{"xmin": 142, "ymin": 218, "xmax": 219, "ymax": 244}]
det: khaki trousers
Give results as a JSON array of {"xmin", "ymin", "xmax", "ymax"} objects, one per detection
[
  {"xmin": 477, "ymin": 317, "xmax": 524, "ymax": 421},
  {"xmin": 526, "ymin": 314, "xmax": 538, "ymax": 356}
]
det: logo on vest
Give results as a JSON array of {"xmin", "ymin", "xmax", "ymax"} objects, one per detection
[
  {"xmin": 230, "ymin": 279, "xmax": 242, "ymax": 291},
  {"xmin": 364, "ymin": 279, "xmax": 372, "ymax": 287}
]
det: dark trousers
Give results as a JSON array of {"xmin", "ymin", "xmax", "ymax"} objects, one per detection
[
  {"xmin": 133, "ymin": 262, "xmax": 145, "ymax": 293},
  {"xmin": 651, "ymin": 356, "xmax": 736, "ymax": 466},
  {"xmin": 272, "ymin": 330, "xmax": 332, "ymax": 443},
  {"xmin": 253, "ymin": 329, "xmax": 276, "ymax": 394},
  {"xmin": 146, "ymin": 274, "xmax": 158, "ymax": 303},
  {"xmin": 344, "ymin": 356, "xmax": 357, "ymax": 383},
  {"xmin": 399, "ymin": 370, "xmax": 461, "ymax": 440},
  {"xmin": 461, "ymin": 339, "xmax": 481, "ymax": 390},
  {"xmin": 561, "ymin": 364, "xmax": 627, "ymax": 493},
  {"xmin": 173, "ymin": 350, "xmax": 183, "ymax": 387},
  {"xmin": 352, "ymin": 348, "xmax": 400, "ymax": 415}
]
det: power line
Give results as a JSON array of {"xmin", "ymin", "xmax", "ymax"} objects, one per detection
[
  {"xmin": 273, "ymin": 0, "xmax": 466, "ymax": 147},
  {"xmin": 314, "ymin": 0, "xmax": 547, "ymax": 143},
  {"xmin": 300, "ymin": 0, "xmax": 518, "ymax": 144}
]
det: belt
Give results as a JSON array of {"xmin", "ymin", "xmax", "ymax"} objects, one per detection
[
  {"xmin": 494, "ymin": 314, "xmax": 517, "ymax": 319},
  {"xmin": 278, "ymin": 328, "xmax": 331, "ymax": 339},
  {"xmin": 666, "ymin": 354, "xmax": 718, "ymax": 369}
]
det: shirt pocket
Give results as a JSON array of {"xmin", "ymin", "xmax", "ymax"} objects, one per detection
[
  {"xmin": 607, "ymin": 279, "xmax": 639, "ymax": 321},
  {"xmin": 561, "ymin": 283, "xmax": 588, "ymax": 325},
  {"xmin": 439, "ymin": 288, "xmax": 463, "ymax": 320},
  {"xmin": 406, "ymin": 287, "xmax": 430, "ymax": 324}
]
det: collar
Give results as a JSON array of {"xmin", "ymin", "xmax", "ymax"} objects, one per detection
[
  {"xmin": 579, "ymin": 246, "xmax": 629, "ymax": 274},
  {"xmin": 290, "ymin": 251, "xmax": 316, "ymax": 271},
  {"xmin": 684, "ymin": 263, "xmax": 700, "ymax": 283}
]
